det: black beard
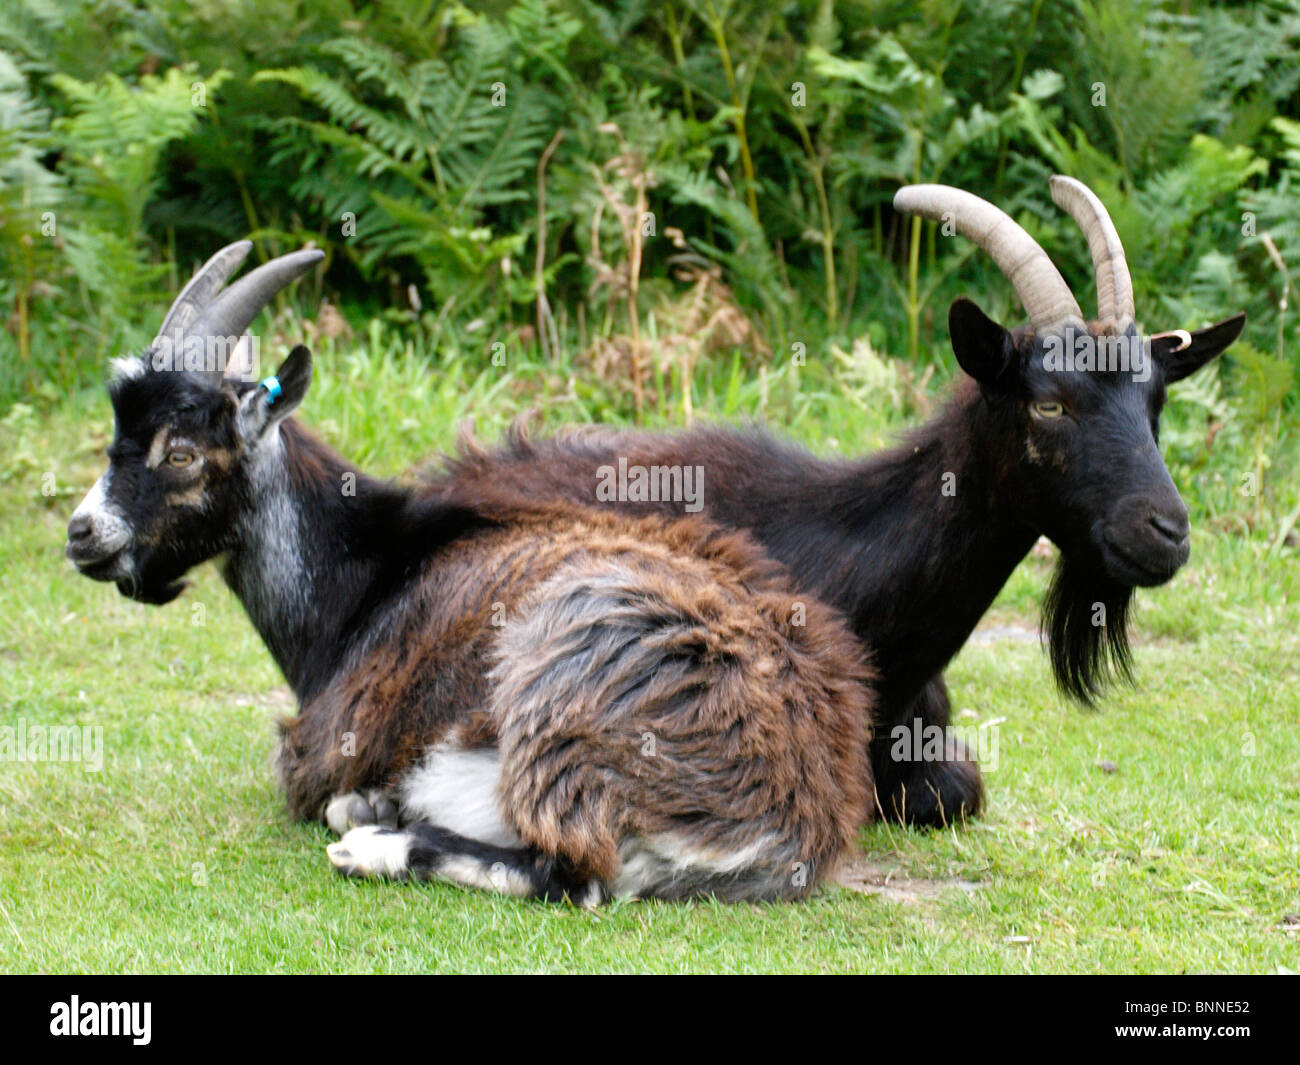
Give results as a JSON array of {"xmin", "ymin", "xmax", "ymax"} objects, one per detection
[
  {"xmin": 117, "ymin": 575, "xmax": 189, "ymax": 605},
  {"xmin": 1042, "ymin": 554, "xmax": 1135, "ymax": 705}
]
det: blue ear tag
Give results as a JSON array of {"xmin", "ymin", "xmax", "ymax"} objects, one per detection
[{"xmin": 259, "ymin": 375, "xmax": 282, "ymax": 406}]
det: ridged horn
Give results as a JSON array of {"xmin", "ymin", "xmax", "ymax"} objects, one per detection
[
  {"xmin": 1049, "ymin": 175, "xmax": 1135, "ymax": 329},
  {"xmin": 893, "ymin": 184, "xmax": 1083, "ymax": 331},
  {"xmin": 153, "ymin": 241, "xmax": 252, "ymax": 347},
  {"xmin": 187, "ymin": 248, "xmax": 325, "ymax": 344}
]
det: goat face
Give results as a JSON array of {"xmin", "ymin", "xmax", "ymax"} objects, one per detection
[
  {"xmin": 66, "ymin": 346, "xmax": 313, "ymax": 604},
  {"xmin": 949, "ymin": 298, "xmax": 1243, "ymax": 588}
]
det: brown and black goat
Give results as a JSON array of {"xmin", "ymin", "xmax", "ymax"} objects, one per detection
[
  {"xmin": 432, "ymin": 177, "xmax": 1245, "ymax": 826},
  {"xmin": 65, "ymin": 243, "xmax": 872, "ymax": 903}
]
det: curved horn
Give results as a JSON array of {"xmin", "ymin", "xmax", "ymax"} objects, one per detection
[
  {"xmin": 893, "ymin": 184, "xmax": 1083, "ymax": 331},
  {"xmin": 153, "ymin": 241, "xmax": 252, "ymax": 347},
  {"xmin": 1049, "ymin": 175, "xmax": 1135, "ymax": 329},
  {"xmin": 188, "ymin": 248, "xmax": 325, "ymax": 343}
]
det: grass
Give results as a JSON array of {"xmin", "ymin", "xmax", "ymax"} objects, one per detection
[{"xmin": 1, "ymin": 330, "xmax": 1297, "ymax": 974}]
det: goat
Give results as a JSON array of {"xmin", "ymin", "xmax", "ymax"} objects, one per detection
[
  {"xmin": 432, "ymin": 177, "xmax": 1245, "ymax": 825},
  {"xmin": 65, "ymin": 242, "xmax": 873, "ymax": 903}
]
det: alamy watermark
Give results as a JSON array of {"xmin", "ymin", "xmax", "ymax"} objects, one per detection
[
  {"xmin": 148, "ymin": 330, "xmax": 260, "ymax": 380},
  {"xmin": 596, "ymin": 457, "xmax": 705, "ymax": 513},
  {"xmin": 1042, "ymin": 327, "xmax": 1150, "ymax": 382},
  {"xmin": 0, "ymin": 719, "xmax": 103, "ymax": 772},
  {"xmin": 890, "ymin": 716, "xmax": 1000, "ymax": 772},
  {"xmin": 50, "ymin": 997, "xmax": 150, "ymax": 1045}
]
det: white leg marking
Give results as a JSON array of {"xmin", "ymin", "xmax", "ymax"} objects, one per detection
[
  {"xmin": 436, "ymin": 856, "xmax": 534, "ymax": 898},
  {"xmin": 327, "ymin": 826, "xmax": 411, "ymax": 879}
]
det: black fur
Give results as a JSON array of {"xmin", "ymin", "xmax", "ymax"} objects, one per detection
[{"xmin": 433, "ymin": 302, "xmax": 1246, "ymax": 821}]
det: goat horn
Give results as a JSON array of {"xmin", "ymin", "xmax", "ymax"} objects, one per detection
[
  {"xmin": 153, "ymin": 241, "xmax": 253, "ymax": 347},
  {"xmin": 1049, "ymin": 175, "xmax": 1135, "ymax": 329},
  {"xmin": 187, "ymin": 247, "xmax": 325, "ymax": 346},
  {"xmin": 893, "ymin": 184, "xmax": 1083, "ymax": 331}
]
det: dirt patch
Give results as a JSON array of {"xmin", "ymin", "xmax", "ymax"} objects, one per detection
[
  {"xmin": 969, "ymin": 622, "xmax": 1040, "ymax": 646},
  {"xmin": 231, "ymin": 687, "xmax": 296, "ymax": 710},
  {"xmin": 834, "ymin": 855, "xmax": 981, "ymax": 904}
]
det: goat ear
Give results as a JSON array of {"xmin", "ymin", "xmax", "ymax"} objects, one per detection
[
  {"xmin": 236, "ymin": 344, "xmax": 313, "ymax": 440},
  {"xmin": 949, "ymin": 298, "xmax": 1015, "ymax": 387},
  {"xmin": 1153, "ymin": 313, "xmax": 1245, "ymax": 384},
  {"xmin": 271, "ymin": 344, "xmax": 313, "ymax": 410}
]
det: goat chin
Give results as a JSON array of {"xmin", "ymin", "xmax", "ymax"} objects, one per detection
[{"xmin": 117, "ymin": 576, "xmax": 188, "ymax": 605}]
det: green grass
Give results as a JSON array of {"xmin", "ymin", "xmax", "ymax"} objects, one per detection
[{"xmin": 1, "ymin": 337, "xmax": 1298, "ymax": 974}]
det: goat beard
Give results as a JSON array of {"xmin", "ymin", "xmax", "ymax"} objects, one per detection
[
  {"xmin": 1042, "ymin": 554, "xmax": 1134, "ymax": 706},
  {"xmin": 117, "ymin": 575, "xmax": 188, "ymax": 605},
  {"xmin": 115, "ymin": 551, "xmax": 191, "ymax": 605}
]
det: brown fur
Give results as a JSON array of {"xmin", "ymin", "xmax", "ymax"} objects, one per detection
[
  {"xmin": 279, "ymin": 486, "xmax": 873, "ymax": 893},
  {"xmin": 85, "ymin": 348, "xmax": 876, "ymax": 899}
]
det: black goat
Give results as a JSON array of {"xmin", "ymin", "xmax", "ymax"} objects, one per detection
[
  {"xmin": 434, "ymin": 177, "xmax": 1245, "ymax": 825},
  {"xmin": 65, "ymin": 244, "xmax": 873, "ymax": 903}
]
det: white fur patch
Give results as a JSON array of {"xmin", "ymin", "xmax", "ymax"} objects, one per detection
[
  {"xmin": 398, "ymin": 745, "xmax": 520, "ymax": 848},
  {"xmin": 611, "ymin": 833, "xmax": 777, "ymax": 898},
  {"xmin": 70, "ymin": 473, "xmax": 131, "ymax": 559},
  {"xmin": 436, "ymin": 855, "xmax": 534, "ymax": 897},
  {"xmin": 225, "ymin": 434, "xmax": 309, "ymax": 636},
  {"xmin": 327, "ymin": 826, "xmax": 410, "ymax": 878},
  {"xmin": 109, "ymin": 356, "xmax": 145, "ymax": 382}
]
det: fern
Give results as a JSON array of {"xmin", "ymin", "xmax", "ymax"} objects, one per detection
[
  {"xmin": 0, "ymin": 48, "xmax": 64, "ymax": 393},
  {"xmin": 0, "ymin": 49, "xmax": 61, "ymax": 241},
  {"xmin": 258, "ymin": 14, "xmax": 553, "ymax": 306},
  {"xmin": 49, "ymin": 63, "xmax": 229, "ymax": 352},
  {"xmin": 657, "ymin": 160, "xmax": 790, "ymax": 339},
  {"xmin": 1242, "ymin": 118, "xmax": 1300, "ymax": 266},
  {"xmin": 1187, "ymin": 1, "xmax": 1300, "ymax": 104},
  {"xmin": 52, "ymin": 65, "xmax": 229, "ymax": 237}
]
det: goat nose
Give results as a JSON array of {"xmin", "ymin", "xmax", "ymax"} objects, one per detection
[
  {"xmin": 1148, "ymin": 510, "xmax": 1189, "ymax": 544},
  {"xmin": 67, "ymin": 514, "xmax": 92, "ymax": 542}
]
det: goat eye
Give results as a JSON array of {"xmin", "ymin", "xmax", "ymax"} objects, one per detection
[
  {"xmin": 1031, "ymin": 401, "xmax": 1064, "ymax": 420},
  {"xmin": 167, "ymin": 451, "xmax": 196, "ymax": 469}
]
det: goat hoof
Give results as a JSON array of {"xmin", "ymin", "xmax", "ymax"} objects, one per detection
[
  {"xmin": 884, "ymin": 753, "xmax": 984, "ymax": 828},
  {"xmin": 324, "ymin": 792, "xmax": 363, "ymax": 835},
  {"xmin": 348, "ymin": 794, "xmax": 377, "ymax": 827},
  {"xmin": 323, "ymin": 790, "xmax": 401, "ymax": 834},
  {"xmin": 370, "ymin": 792, "xmax": 400, "ymax": 829}
]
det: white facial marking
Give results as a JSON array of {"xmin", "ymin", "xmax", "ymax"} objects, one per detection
[
  {"xmin": 70, "ymin": 473, "xmax": 131, "ymax": 559},
  {"xmin": 398, "ymin": 745, "xmax": 520, "ymax": 848}
]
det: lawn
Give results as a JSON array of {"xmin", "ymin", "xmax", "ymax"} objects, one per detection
[{"xmin": 1, "ymin": 338, "xmax": 1297, "ymax": 975}]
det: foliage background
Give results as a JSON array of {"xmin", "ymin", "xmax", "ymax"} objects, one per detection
[
  {"xmin": 1, "ymin": 0, "xmax": 1297, "ymax": 539},
  {"xmin": 0, "ymin": 0, "xmax": 1297, "ymax": 550}
]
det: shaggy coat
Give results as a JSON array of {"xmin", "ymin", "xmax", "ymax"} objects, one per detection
[
  {"xmin": 69, "ymin": 346, "xmax": 872, "ymax": 903},
  {"xmin": 430, "ymin": 309, "xmax": 1244, "ymax": 827},
  {"xmin": 284, "ymin": 485, "xmax": 873, "ymax": 898}
]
